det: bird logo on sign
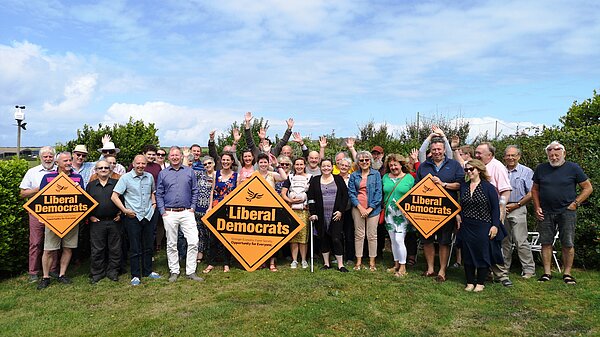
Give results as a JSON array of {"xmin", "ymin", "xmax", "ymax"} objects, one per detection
[
  {"xmin": 422, "ymin": 185, "xmax": 433, "ymax": 193},
  {"xmin": 55, "ymin": 184, "xmax": 68, "ymax": 192},
  {"xmin": 246, "ymin": 189, "xmax": 263, "ymax": 202}
]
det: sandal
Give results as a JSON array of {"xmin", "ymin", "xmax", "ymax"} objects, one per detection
[
  {"xmin": 394, "ymin": 271, "xmax": 408, "ymax": 278},
  {"xmin": 537, "ymin": 273, "xmax": 552, "ymax": 282},
  {"xmin": 369, "ymin": 265, "xmax": 377, "ymax": 272},
  {"xmin": 407, "ymin": 256, "xmax": 416, "ymax": 266},
  {"xmin": 353, "ymin": 264, "xmax": 363, "ymax": 271},
  {"xmin": 269, "ymin": 264, "xmax": 278, "ymax": 272},
  {"xmin": 202, "ymin": 265, "xmax": 214, "ymax": 274},
  {"xmin": 223, "ymin": 265, "xmax": 230, "ymax": 273},
  {"xmin": 562, "ymin": 274, "xmax": 577, "ymax": 285},
  {"xmin": 436, "ymin": 274, "xmax": 447, "ymax": 283},
  {"xmin": 421, "ymin": 271, "xmax": 437, "ymax": 277}
]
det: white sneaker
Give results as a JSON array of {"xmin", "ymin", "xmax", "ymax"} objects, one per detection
[
  {"xmin": 301, "ymin": 261, "xmax": 309, "ymax": 269},
  {"xmin": 290, "ymin": 261, "xmax": 298, "ymax": 269},
  {"xmin": 130, "ymin": 277, "xmax": 141, "ymax": 286},
  {"xmin": 148, "ymin": 272, "xmax": 161, "ymax": 279}
]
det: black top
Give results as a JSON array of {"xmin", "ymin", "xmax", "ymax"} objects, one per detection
[
  {"xmin": 307, "ymin": 175, "xmax": 349, "ymax": 236},
  {"xmin": 86, "ymin": 178, "xmax": 120, "ymax": 219}
]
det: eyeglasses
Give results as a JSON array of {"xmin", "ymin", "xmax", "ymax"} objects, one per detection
[
  {"xmin": 280, "ymin": 163, "xmax": 291, "ymax": 167},
  {"xmin": 74, "ymin": 153, "xmax": 87, "ymax": 158},
  {"xmin": 464, "ymin": 167, "xmax": 476, "ymax": 172},
  {"xmin": 157, "ymin": 153, "xmax": 165, "ymax": 157},
  {"xmin": 358, "ymin": 159, "xmax": 370, "ymax": 163},
  {"xmin": 107, "ymin": 162, "xmax": 117, "ymax": 166},
  {"xmin": 102, "ymin": 150, "xmax": 116, "ymax": 154},
  {"xmin": 203, "ymin": 162, "xmax": 214, "ymax": 166},
  {"xmin": 96, "ymin": 166, "xmax": 110, "ymax": 170}
]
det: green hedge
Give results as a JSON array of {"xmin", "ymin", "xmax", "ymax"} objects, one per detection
[{"xmin": 0, "ymin": 159, "xmax": 29, "ymax": 276}]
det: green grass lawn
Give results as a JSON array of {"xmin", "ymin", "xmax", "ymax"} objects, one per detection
[{"xmin": 1, "ymin": 251, "xmax": 598, "ymax": 337}]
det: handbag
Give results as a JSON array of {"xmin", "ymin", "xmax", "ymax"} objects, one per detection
[{"xmin": 379, "ymin": 176, "xmax": 404, "ymax": 225}]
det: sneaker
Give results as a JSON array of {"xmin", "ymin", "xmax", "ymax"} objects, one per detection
[
  {"xmin": 147, "ymin": 272, "xmax": 161, "ymax": 279},
  {"xmin": 186, "ymin": 273, "xmax": 204, "ymax": 282},
  {"xmin": 168, "ymin": 273, "xmax": 179, "ymax": 283},
  {"xmin": 338, "ymin": 266, "xmax": 349, "ymax": 273},
  {"xmin": 28, "ymin": 274, "xmax": 39, "ymax": 283},
  {"xmin": 501, "ymin": 279, "xmax": 513, "ymax": 287},
  {"xmin": 130, "ymin": 277, "xmax": 141, "ymax": 286},
  {"xmin": 301, "ymin": 261, "xmax": 309, "ymax": 269},
  {"xmin": 290, "ymin": 261, "xmax": 298, "ymax": 269},
  {"xmin": 37, "ymin": 277, "xmax": 51, "ymax": 290},
  {"xmin": 522, "ymin": 273, "xmax": 535, "ymax": 279},
  {"xmin": 57, "ymin": 275, "xmax": 72, "ymax": 284},
  {"xmin": 320, "ymin": 265, "xmax": 331, "ymax": 270},
  {"xmin": 451, "ymin": 262, "xmax": 462, "ymax": 269}
]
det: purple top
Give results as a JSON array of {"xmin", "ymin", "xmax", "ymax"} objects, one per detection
[{"xmin": 156, "ymin": 165, "xmax": 199, "ymax": 215}]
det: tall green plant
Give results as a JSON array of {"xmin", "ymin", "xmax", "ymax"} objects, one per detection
[{"xmin": 0, "ymin": 158, "xmax": 29, "ymax": 276}]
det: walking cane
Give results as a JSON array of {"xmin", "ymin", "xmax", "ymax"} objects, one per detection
[{"xmin": 310, "ymin": 220, "xmax": 314, "ymax": 273}]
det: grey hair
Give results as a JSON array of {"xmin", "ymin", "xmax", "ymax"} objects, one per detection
[
  {"xmin": 355, "ymin": 150, "xmax": 373, "ymax": 163},
  {"xmin": 504, "ymin": 145, "xmax": 521, "ymax": 156},
  {"xmin": 39, "ymin": 146, "xmax": 55, "ymax": 156},
  {"xmin": 545, "ymin": 141, "xmax": 565, "ymax": 152}
]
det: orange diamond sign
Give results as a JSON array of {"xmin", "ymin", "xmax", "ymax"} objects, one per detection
[
  {"xmin": 23, "ymin": 172, "xmax": 98, "ymax": 238},
  {"xmin": 397, "ymin": 173, "xmax": 461, "ymax": 239},
  {"xmin": 202, "ymin": 172, "xmax": 306, "ymax": 271}
]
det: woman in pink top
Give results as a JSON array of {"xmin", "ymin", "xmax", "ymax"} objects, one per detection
[{"xmin": 238, "ymin": 149, "xmax": 255, "ymax": 185}]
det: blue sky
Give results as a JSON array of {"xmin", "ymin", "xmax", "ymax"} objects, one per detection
[{"xmin": 1, "ymin": 0, "xmax": 599, "ymax": 147}]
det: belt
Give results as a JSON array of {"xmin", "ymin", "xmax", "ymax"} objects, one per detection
[
  {"xmin": 165, "ymin": 208, "xmax": 186, "ymax": 212},
  {"xmin": 94, "ymin": 216, "xmax": 119, "ymax": 222}
]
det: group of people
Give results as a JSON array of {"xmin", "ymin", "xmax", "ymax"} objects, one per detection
[{"xmin": 20, "ymin": 114, "xmax": 593, "ymax": 292}]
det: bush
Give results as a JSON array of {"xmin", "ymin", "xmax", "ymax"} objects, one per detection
[{"xmin": 0, "ymin": 159, "xmax": 29, "ymax": 276}]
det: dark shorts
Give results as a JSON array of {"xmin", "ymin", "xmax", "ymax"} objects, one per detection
[
  {"xmin": 537, "ymin": 210, "xmax": 576, "ymax": 247},
  {"xmin": 420, "ymin": 219, "xmax": 455, "ymax": 245}
]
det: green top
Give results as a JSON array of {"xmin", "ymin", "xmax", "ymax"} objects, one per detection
[{"xmin": 382, "ymin": 173, "xmax": 415, "ymax": 232}]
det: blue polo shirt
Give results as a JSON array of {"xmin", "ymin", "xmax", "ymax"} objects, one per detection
[
  {"xmin": 113, "ymin": 170, "xmax": 155, "ymax": 221},
  {"xmin": 416, "ymin": 156, "xmax": 464, "ymax": 200}
]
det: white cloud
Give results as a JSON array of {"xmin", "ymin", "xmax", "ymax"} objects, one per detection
[{"xmin": 42, "ymin": 73, "xmax": 98, "ymax": 116}]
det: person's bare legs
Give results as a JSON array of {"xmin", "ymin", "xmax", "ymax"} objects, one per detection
[
  {"xmin": 423, "ymin": 243, "xmax": 435, "ymax": 274},
  {"xmin": 438, "ymin": 244, "xmax": 449, "ymax": 278},
  {"xmin": 562, "ymin": 246, "xmax": 574, "ymax": 275},
  {"xmin": 541, "ymin": 244, "xmax": 553, "ymax": 275}
]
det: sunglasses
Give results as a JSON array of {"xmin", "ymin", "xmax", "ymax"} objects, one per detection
[
  {"xmin": 102, "ymin": 150, "xmax": 116, "ymax": 154},
  {"xmin": 280, "ymin": 163, "xmax": 291, "ymax": 167},
  {"xmin": 464, "ymin": 167, "xmax": 476, "ymax": 172},
  {"xmin": 74, "ymin": 153, "xmax": 87, "ymax": 158},
  {"xmin": 358, "ymin": 158, "xmax": 370, "ymax": 163},
  {"xmin": 203, "ymin": 162, "xmax": 214, "ymax": 166},
  {"xmin": 96, "ymin": 166, "xmax": 110, "ymax": 170},
  {"xmin": 157, "ymin": 153, "xmax": 165, "ymax": 157}
]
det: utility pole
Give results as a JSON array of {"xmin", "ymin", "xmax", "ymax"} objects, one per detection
[
  {"xmin": 14, "ymin": 106, "xmax": 27, "ymax": 159},
  {"xmin": 494, "ymin": 120, "xmax": 498, "ymax": 139},
  {"xmin": 416, "ymin": 111, "xmax": 420, "ymax": 140}
]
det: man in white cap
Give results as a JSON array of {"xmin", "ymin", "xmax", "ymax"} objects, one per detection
[{"xmin": 97, "ymin": 141, "xmax": 126, "ymax": 175}]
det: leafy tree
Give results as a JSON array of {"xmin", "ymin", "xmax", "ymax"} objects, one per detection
[
  {"xmin": 560, "ymin": 90, "xmax": 600, "ymax": 129},
  {"xmin": 56, "ymin": 118, "xmax": 159, "ymax": 167}
]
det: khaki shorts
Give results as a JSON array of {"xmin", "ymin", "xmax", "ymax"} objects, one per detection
[{"xmin": 44, "ymin": 225, "xmax": 79, "ymax": 250}]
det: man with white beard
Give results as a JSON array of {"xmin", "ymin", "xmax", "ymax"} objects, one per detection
[
  {"xmin": 370, "ymin": 146, "xmax": 385, "ymax": 176},
  {"xmin": 532, "ymin": 141, "xmax": 592, "ymax": 285},
  {"xmin": 20, "ymin": 146, "xmax": 57, "ymax": 283}
]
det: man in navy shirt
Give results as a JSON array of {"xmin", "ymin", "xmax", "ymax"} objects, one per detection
[
  {"xmin": 156, "ymin": 146, "xmax": 203, "ymax": 282},
  {"xmin": 416, "ymin": 137, "xmax": 464, "ymax": 283},
  {"xmin": 37, "ymin": 152, "xmax": 84, "ymax": 289},
  {"xmin": 532, "ymin": 141, "xmax": 592, "ymax": 285}
]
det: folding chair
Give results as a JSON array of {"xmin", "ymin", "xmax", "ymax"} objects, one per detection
[{"xmin": 528, "ymin": 231, "xmax": 561, "ymax": 273}]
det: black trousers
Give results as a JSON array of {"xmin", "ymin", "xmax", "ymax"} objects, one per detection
[
  {"xmin": 464, "ymin": 264, "xmax": 488, "ymax": 285},
  {"xmin": 90, "ymin": 220, "xmax": 122, "ymax": 280},
  {"xmin": 342, "ymin": 209, "xmax": 355, "ymax": 261},
  {"xmin": 320, "ymin": 221, "xmax": 344, "ymax": 256}
]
